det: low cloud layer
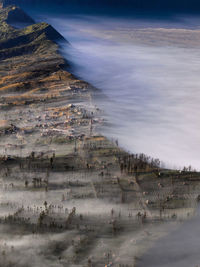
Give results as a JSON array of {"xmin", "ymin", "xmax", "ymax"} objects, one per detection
[{"xmin": 37, "ymin": 15, "xmax": 200, "ymax": 170}]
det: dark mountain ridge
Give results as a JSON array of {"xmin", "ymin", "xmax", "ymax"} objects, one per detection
[{"xmin": 0, "ymin": 5, "xmax": 67, "ymax": 60}]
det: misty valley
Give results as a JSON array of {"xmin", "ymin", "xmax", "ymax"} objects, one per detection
[{"xmin": 0, "ymin": 1, "xmax": 200, "ymax": 267}]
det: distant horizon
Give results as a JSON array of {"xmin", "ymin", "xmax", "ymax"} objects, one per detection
[{"xmin": 3, "ymin": 0, "xmax": 200, "ymax": 16}]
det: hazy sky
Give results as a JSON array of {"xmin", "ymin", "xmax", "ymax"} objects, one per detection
[{"xmin": 16, "ymin": 0, "xmax": 200, "ymax": 15}]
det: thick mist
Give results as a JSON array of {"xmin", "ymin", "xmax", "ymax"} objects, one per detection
[
  {"xmin": 27, "ymin": 10, "xmax": 200, "ymax": 169},
  {"xmin": 35, "ymin": 14, "xmax": 200, "ymax": 170},
  {"xmin": 137, "ymin": 206, "xmax": 200, "ymax": 267}
]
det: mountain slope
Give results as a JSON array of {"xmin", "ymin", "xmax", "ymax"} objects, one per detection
[{"xmin": 0, "ymin": 5, "xmax": 74, "ymax": 97}]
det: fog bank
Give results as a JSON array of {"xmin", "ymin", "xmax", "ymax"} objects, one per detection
[
  {"xmin": 137, "ymin": 206, "xmax": 200, "ymax": 267},
  {"xmin": 30, "ymin": 13, "xmax": 200, "ymax": 169}
]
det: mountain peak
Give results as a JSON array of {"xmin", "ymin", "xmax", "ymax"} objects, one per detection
[{"xmin": 0, "ymin": 5, "xmax": 35, "ymax": 25}]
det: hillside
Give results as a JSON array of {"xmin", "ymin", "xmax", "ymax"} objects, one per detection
[{"xmin": 0, "ymin": 5, "xmax": 200, "ymax": 267}]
